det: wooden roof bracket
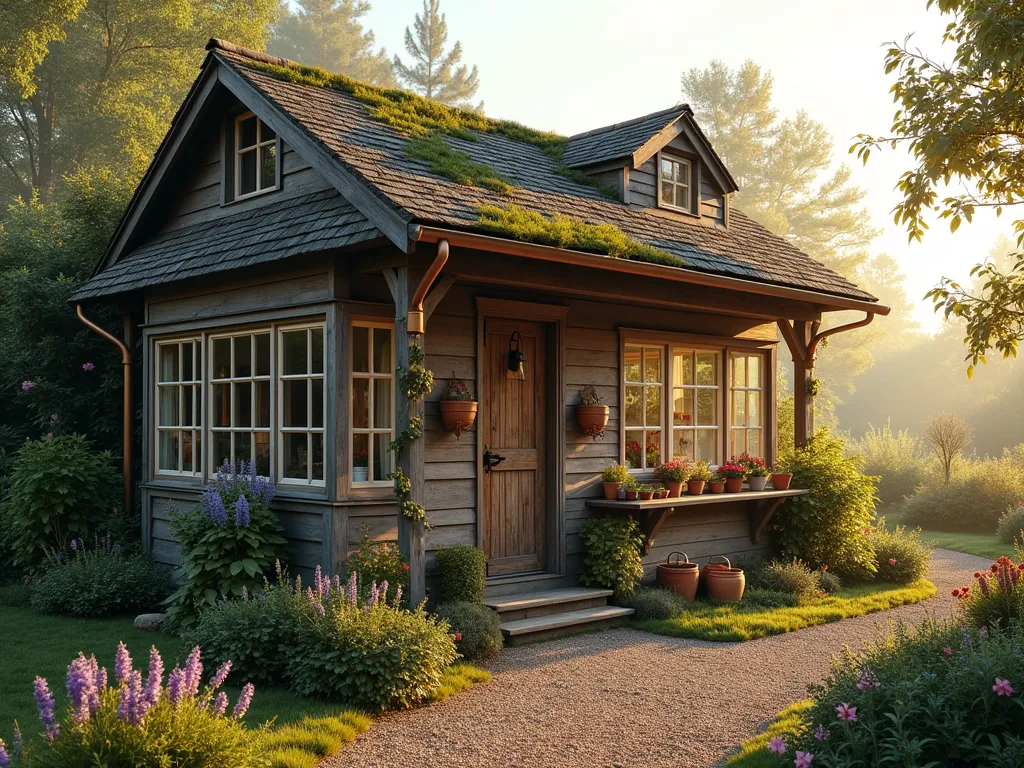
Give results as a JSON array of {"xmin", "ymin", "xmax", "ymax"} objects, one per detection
[
  {"xmin": 407, "ymin": 239, "xmax": 449, "ymax": 334},
  {"xmin": 779, "ymin": 312, "xmax": 875, "ymax": 369}
]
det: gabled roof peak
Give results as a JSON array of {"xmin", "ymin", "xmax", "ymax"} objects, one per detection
[{"xmin": 567, "ymin": 104, "xmax": 690, "ymax": 141}]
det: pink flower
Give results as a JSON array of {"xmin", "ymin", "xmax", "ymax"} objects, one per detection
[
  {"xmin": 943, "ymin": 647, "xmax": 952, "ymax": 656},
  {"xmin": 21, "ymin": 381, "xmax": 34, "ymax": 391},
  {"xmin": 767, "ymin": 736, "xmax": 787, "ymax": 755},
  {"xmin": 855, "ymin": 670, "xmax": 880, "ymax": 692},
  {"xmin": 82, "ymin": 362, "xmax": 95, "ymax": 371},
  {"xmin": 993, "ymin": 678, "xmax": 1014, "ymax": 696},
  {"xmin": 836, "ymin": 703, "xmax": 857, "ymax": 721},
  {"xmin": 813, "ymin": 725, "xmax": 829, "ymax": 741},
  {"xmin": 888, "ymin": 558, "xmax": 897, "ymax": 566},
  {"xmin": 794, "ymin": 752, "xmax": 815, "ymax": 768}
]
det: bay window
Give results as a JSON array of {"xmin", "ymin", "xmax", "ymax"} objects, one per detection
[{"xmin": 350, "ymin": 321, "xmax": 394, "ymax": 486}]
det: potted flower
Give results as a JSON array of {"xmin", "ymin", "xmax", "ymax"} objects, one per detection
[
  {"xmin": 439, "ymin": 373, "xmax": 478, "ymax": 440},
  {"xmin": 655, "ymin": 459, "xmax": 689, "ymax": 498},
  {"xmin": 771, "ymin": 461, "xmax": 793, "ymax": 490},
  {"xmin": 638, "ymin": 483, "xmax": 656, "ymax": 501},
  {"xmin": 577, "ymin": 385, "xmax": 609, "ymax": 440},
  {"xmin": 601, "ymin": 463, "xmax": 631, "ymax": 500},
  {"xmin": 687, "ymin": 460, "xmax": 712, "ymax": 496},
  {"xmin": 653, "ymin": 483, "xmax": 668, "ymax": 499},
  {"xmin": 624, "ymin": 478, "xmax": 640, "ymax": 501},
  {"xmin": 353, "ymin": 447, "xmax": 369, "ymax": 483},
  {"xmin": 718, "ymin": 461, "xmax": 747, "ymax": 493},
  {"xmin": 736, "ymin": 453, "xmax": 770, "ymax": 491},
  {"xmin": 707, "ymin": 474, "xmax": 726, "ymax": 494}
]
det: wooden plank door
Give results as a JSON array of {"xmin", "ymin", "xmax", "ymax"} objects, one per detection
[{"xmin": 482, "ymin": 318, "xmax": 547, "ymax": 576}]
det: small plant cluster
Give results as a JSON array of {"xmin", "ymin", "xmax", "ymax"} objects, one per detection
[
  {"xmin": 868, "ymin": 520, "xmax": 932, "ymax": 584},
  {"xmin": 166, "ymin": 461, "xmax": 287, "ymax": 629},
  {"xmin": 954, "ymin": 555, "xmax": 1024, "ymax": 631},
  {"xmin": 389, "ymin": 344, "xmax": 432, "ymax": 527},
  {"xmin": 435, "ymin": 545, "xmax": 487, "ymax": 603},
  {"xmin": 434, "ymin": 601, "xmax": 502, "ymax": 661},
  {"xmin": 579, "ymin": 517, "xmax": 644, "ymax": 596},
  {"xmin": 746, "ymin": 558, "xmax": 831, "ymax": 602},
  {"xmin": 578, "ymin": 385, "xmax": 603, "ymax": 406},
  {"xmin": 654, "ymin": 459, "xmax": 688, "ymax": 484},
  {"xmin": 345, "ymin": 528, "xmax": 410, "ymax": 604},
  {"xmin": 6, "ymin": 643, "xmax": 258, "ymax": 767},
  {"xmin": 996, "ymin": 501, "xmax": 1024, "ymax": 544},
  {"xmin": 616, "ymin": 586, "xmax": 689, "ymax": 621},
  {"xmin": 30, "ymin": 536, "xmax": 170, "ymax": 618},
  {"xmin": 717, "ymin": 461, "xmax": 748, "ymax": 479},
  {"xmin": 601, "ymin": 463, "xmax": 631, "ymax": 485},
  {"xmin": 735, "ymin": 452, "xmax": 771, "ymax": 478},
  {"xmin": 440, "ymin": 373, "xmax": 474, "ymax": 402}
]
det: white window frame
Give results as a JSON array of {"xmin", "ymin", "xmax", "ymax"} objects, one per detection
[
  {"xmin": 623, "ymin": 344, "xmax": 665, "ymax": 472},
  {"xmin": 154, "ymin": 338, "xmax": 203, "ymax": 477},
  {"xmin": 729, "ymin": 351, "xmax": 765, "ymax": 459},
  {"xmin": 277, "ymin": 323, "xmax": 326, "ymax": 487},
  {"xmin": 350, "ymin": 320, "xmax": 395, "ymax": 488},
  {"xmin": 208, "ymin": 329, "xmax": 273, "ymax": 478},
  {"xmin": 234, "ymin": 112, "xmax": 278, "ymax": 201},
  {"xmin": 657, "ymin": 152, "xmax": 693, "ymax": 213},
  {"xmin": 670, "ymin": 347, "xmax": 721, "ymax": 465}
]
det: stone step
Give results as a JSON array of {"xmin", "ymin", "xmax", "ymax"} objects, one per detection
[
  {"xmin": 500, "ymin": 605, "xmax": 634, "ymax": 645},
  {"xmin": 484, "ymin": 587, "xmax": 614, "ymax": 613}
]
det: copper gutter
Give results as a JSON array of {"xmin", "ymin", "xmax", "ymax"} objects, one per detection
[
  {"xmin": 410, "ymin": 225, "xmax": 890, "ymax": 317},
  {"xmin": 76, "ymin": 305, "xmax": 133, "ymax": 518},
  {"xmin": 407, "ymin": 239, "xmax": 449, "ymax": 334},
  {"xmin": 806, "ymin": 312, "xmax": 875, "ymax": 369}
]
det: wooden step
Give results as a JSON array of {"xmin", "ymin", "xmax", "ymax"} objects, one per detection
[
  {"xmin": 484, "ymin": 588, "xmax": 614, "ymax": 621},
  {"xmin": 500, "ymin": 605, "xmax": 634, "ymax": 645}
]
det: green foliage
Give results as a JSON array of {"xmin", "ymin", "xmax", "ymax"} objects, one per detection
[
  {"xmin": 0, "ymin": 579, "xmax": 33, "ymax": 607},
  {"xmin": 406, "ymin": 134, "xmax": 512, "ymax": 193},
  {"xmin": 435, "ymin": 545, "xmax": 486, "ymax": 603},
  {"xmin": 579, "ymin": 517, "xmax": 644, "ymax": 597},
  {"xmin": 957, "ymin": 555, "xmax": 1024, "ymax": 631},
  {"xmin": 817, "ymin": 570, "xmax": 843, "ymax": 595},
  {"xmin": 870, "ymin": 521, "xmax": 932, "ymax": 584},
  {"xmin": 477, "ymin": 204, "xmax": 686, "ymax": 269},
  {"xmin": 773, "ymin": 430, "xmax": 878, "ymax": 579},
  {"xmin": 616, "ymin": 586, "xmax": 688, "ymax": 621},
  {"xmin": 345, "ymin": 529, "xmax": 410, "ymax": 603},
  {"xmin": 601, "ymin": 463, "xmax": 631, "ymax": 484},
  {"xmin": 393, "ymin": 0, "xmax": 480, "ymax": 109},
  {"xmin": 745, "ymin": 558, "xmax": 821, "ymax": 601},
  {"xmin": 1, "ymin": 434, "xmax": 119, "ymax": 572},
  {"xmin": 850, "ymin": 420, "xmax": 930, "ymax": 507},
  {"xmin": 434, "ymin": 601, "xmax": 502, "ymax": 661},
  {"xmin": 31, "ymin": 539, "xmax": 170, "ymax": 618},
  {"xmin": 997, "ymin": 503, "xmax": 1024, "ymax": 544},
  {"xmin": 739, "ymin": 588, "xmax": 800, "ymax": 610},
  {"xmin": 725, "ymin": 700, "xmax": 813, "ymax": 767},
  {"xmin": 262, "ymin": 711, "xmax": 372, "ymax": 768}
]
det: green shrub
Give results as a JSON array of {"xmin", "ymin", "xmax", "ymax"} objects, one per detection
[
  {"xmin": 817, "ymin": 569, "xmax": 842, "ymax": 594},
  {"xmin": 1, "ymin": 434, "xmax": 119, "ymax": 572},
  {"xmin": 579, "ymin": 516, "xmax": 644, "ymax": 596},
  {"xmin": 435, "ymin": 545, "xmax": 486, "ymax": 603},
  {"xmin": 773, "ymin": 430, "xmax": 878, "ymax": 579},
  {"xmin": 851, "ymin": 420, "xmax": 930, "ymax": 507},
  {"xmin": 746, "ymin": 558, "xmax": 821, "ymax": 600},
  {"xmin": 955, "ymin": 555, "xmax": 1024, "ymax": 630},
  {"xmin": 870, "ymin": 521, "xmax": 932, "ymax": 584},
  {"xmin": 616, "ymin": 585, "xmax": 688, "ymax": 620},
  {"xmin": 0, "ymin": 578, "xmax": 33, "ymax": 607},
  {"xmin": 997, "ymin": 502, "xmax": 1024, "ymax": 544},
  {"xmin": 345, "ymin": 528, "xmax": 410, "ymax": 603},
  {"xmin": 434, "ymin": 601, "xmax": 503, "ymax": 661},
  {"xmin": 740, "ymin": 588, "xmax": 800, "ymax": 610},
  {"xmin": 30, "ymin": 538, "xmax": 170, "ymax": 617},
  {"xmin": 165, "ymin": 462, "xmax": 288, "ymax": 629}
]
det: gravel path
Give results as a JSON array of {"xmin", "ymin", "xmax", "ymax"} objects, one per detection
[{"xmin": 329, "ymin": 549, "xmax": 986, "ymax": 768}]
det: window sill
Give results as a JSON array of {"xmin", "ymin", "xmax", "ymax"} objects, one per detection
[{"xmin": 221, "ymin": 183, "xmax": 280, "ymax": 207}]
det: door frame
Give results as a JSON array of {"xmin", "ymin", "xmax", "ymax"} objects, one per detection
[{"xmin": 475, "ymin": 296, "xmax": 568, "ymax": 576}]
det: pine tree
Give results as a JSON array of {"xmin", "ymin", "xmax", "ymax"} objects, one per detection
[
  {"xmin": 270, "ymin": 0, "xmax": 395, "ymax": 87},
  {"xmin": 393, "ymin": 0, "xmax": 481, "ymax": 109}
]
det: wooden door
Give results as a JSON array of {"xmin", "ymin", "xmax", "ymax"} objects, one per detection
[{"xmin": 482, "ymin": 318, "xmax": 547, "ymax": 576}]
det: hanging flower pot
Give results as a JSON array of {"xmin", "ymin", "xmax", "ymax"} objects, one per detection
[
  {"xmin": 657, "ymin": 552, "xmax": 699, "ymax": 603},
  {"xmin": 771, "ymin": 473, "xmax": 793, "ymax": 490},
  {"xmin": 704, "ymin": 555, "xmax": 745, "ymax": 602},
  {"xmin": 439, "ymin": 373, "xmax": 477, "ymax": 440},
  {"xmin": 577, "ymin": 386, "xmax": 609, "ymax": 440}
]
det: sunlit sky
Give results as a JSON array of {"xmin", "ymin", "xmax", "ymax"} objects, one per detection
[{"xmin": 352, "ymin": 0, "xmax": 1007, "ymax": 332}]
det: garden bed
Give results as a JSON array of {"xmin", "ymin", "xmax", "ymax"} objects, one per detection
[{"xmin": 632, "ymin": 579, "xmax": 936, "ymax": 642}]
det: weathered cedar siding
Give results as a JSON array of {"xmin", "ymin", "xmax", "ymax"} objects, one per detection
[{"xmin": 629, "ymin": 158, "xmax": 658, "ymax": 208}]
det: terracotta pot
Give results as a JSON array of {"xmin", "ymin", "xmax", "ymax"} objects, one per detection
[
  {"xmin": 625, "ymin": 490, "xmax": 639, "ymax": 501},
  {"xmin": 639, "ymin": 490, "xmax": 654, "ymax": 501},
  {"xmin": 577, "ymin": 405, "xmax": 610, "ymax": 439},
  {"xmin": 602, "ymin": 481, "xmax": 621, "ymax": 500},
  {"xmin": 687, "ymin": 479, "xmax": 706, "ymax": 496},
  {"xmin": 748, "ymin": 476, "xmax": 769, "ymax": 491},
  {"xmin": 439, "ymin": 400, "xmax": 478, "ymax": 440},
  {"xmin": 657, "ymin": 552, "xmax": 699, "ymax": 603},
  {"xmin": 725, "ymin": 477, "xmax": 744, "ymax": 493},
  {"xmin": 704, "ymin": 556, "xmax": 745, "ymax": 602},
  {"xmin": 708, "ymin": 480, "xmax": 726, "ymax": 494},
  {"xmin": 771, "ymin": 473, "xmax": 793, "ymax": 491},
  {"xmin": 658, "ymin": 489, "xmax": 671, "ymax": 499},
  {"xmin": 665, "ymin": 481, "xmax": 683, "ymax": 498}
]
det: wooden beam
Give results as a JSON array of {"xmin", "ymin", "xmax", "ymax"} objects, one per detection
[
  {"xmin": 776, "ymin": 319, "xmax": 807, "ymax": 362},
  {"xmin": 422, "ymin": 273, "xmax": 458, "ymax": 324},
  {"xmin": 748, "ymin": 496, "xmax": 788, "ymax": 543},
  {"xmin": 791, "ymin": 320, "xmax": 815, "ymax": 448}
]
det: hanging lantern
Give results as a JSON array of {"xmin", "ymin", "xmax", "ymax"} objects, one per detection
[{"xmin": 507, "ymin": 330, "xmax": 526, "ymax": 380}]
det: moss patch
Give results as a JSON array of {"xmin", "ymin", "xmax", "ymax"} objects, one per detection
[
  {"xmin": 725, "ymin": 700, "xmax": 812, "ymax": 767},
  {"xmin": 406, "ymin": 135, "xmax": 512, "ymax": 194},
  {"xmin": 634, "ymin": 578, "xmax": 936, "ymax": 642},
  {"xmin": 476, "ymin": 204, "xmax": 685, "ymax": 268}
]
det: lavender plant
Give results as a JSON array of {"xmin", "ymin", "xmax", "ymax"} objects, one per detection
[{"xmin": 165, "ymin": 461, "xmax": 287, "ymax": 629}]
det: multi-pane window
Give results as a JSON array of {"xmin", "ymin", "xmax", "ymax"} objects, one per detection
[
  {"xmin": 730, "ymin": 352, "xmax": 764, "ymax": 458},
  {"xmin": 659, "ymin": 154, "xmax": 692, "ymax": 211},
  {"xmin": 279, "ymin": 325, "xmax": 325, "ymax": 486},
  {"xmin": 235, "ymin": 113, "xmax": 277, "ymax": 198},
  {"xmin": 155, "ymin": 339, "xmax": 202, "ymax": 475},
  {"xmin": 210, "ymin": 331, "xmax": 272, "ymax": 476},
  {"xmin": 351, "ymin": 322, "xmax": 394, "ymax": 485},
  {"xmin": 671, "ymin": 348, "xmax": 720, "ymax": 464},
  {"xmin": 623, "ymin": 345, "xmax": 663, "ymax": 471}
]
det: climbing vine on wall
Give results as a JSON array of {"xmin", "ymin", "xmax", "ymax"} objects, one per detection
[{"xmin": 389, "ymin": 342, "xmax": 434, "ymax": 527}]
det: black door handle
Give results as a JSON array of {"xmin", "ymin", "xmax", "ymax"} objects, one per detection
[{"xmin": 483, "ymin": 448, "xmax": 506, "ymax": 474}]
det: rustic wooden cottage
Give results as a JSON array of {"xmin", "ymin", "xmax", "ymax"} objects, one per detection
[{"xmin": 73, "ymin": 40, "xmax": 888, "ymax": 639}]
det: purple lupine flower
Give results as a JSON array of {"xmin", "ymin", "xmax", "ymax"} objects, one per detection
[
  {"xmin": 70, "ymin": 539, "xmax": 77, "ymax": 551},
  {"xmin": 0, "ymin": 740, "xmax": 9, "ymax": 768},
  {"xmin": 265, "ymin": 476, "xmax": 276, "ymax": 501},
  {"xmin": 117, "ymin": 669, "xmax": 148, "ymax": 725},
  {"xmin": 234, "ymin": 494, "xmax": 250, "ymax": 527},
  {"xmin": 346, "ymin": 571, "xmax": 358, "ymax": 605},
  {"xmin": 275, "ymin": 559, "xmax": 283, "ymax": 580},
  {"xmin": 144, "ymin": 646, "xmax": 163, "ymax": 706},
  {"xmin": 242, "ymin": 585, "xmax": 249, "ymax": 601},
  {"xmin": 34, "ymin": 676, "xmax": 59, "ymax": 740},
  {"xmin": 97, "ymin": 666, "xmax": 107, "ymax": 692},
  {"xmin": 66, "ymin": 653, "xmax": 99, "ymax": 724},
  {"xmin": 114, "ymin": 642, "xmax": 133, "ymax": 683},
  {"xmin": 21, "ymin": 381, "xmax": 34, "ymax": 391},
  {"xmin": 202, "ymin": 486, "xmax": 228, "ymax": 525},
  {"xmin": 12, "ymin": 722, "xmax": 22, "ymax": 756},
  {"xmin": 50, "ymin": 413, "xmax": 59, "ymax": 423},
  {"xmin": 182, "ymin": 647, "xmax": 203, "ymax": 697},
  {"xmin": 321, "ymin": 573, "xmax": 331, "ymax": 598},
  {"xmin": 167, "ymin": 667, "xmax": 185, "ymax": 705},
  {"xmin": 315, "ymin": 565, "xmax": 323, "ymax": 597},
  {"xmin": 212, "ymin": 691, "xmax": 229, "ymax": 716},
  {"xmin": 113, "ymin": 542, "xmax": 121, "ymax": 555},
  {"xmin": 82, "ymin": 362, "xmax": 96, "ymax": 371},
  {"xmin": 394, "ymin": 585, "xmax": 403, "ymax": 605},
  {"xmin": 378, "ymin": 580, "xmax": 388, "ymax": 604},
  {"xmin": 210, "ymin": 661, "xmax": 232, "ymax": 689},
  {"xmin": 252, "ymin": 475, "xmax": 265, "ymax": 500},
  {"xmin": 232, "ymin": 683, "xmax": 254, "ymax": 719},
  {"xmin": 333, "ymin": 574, "xmax": 341, "ymax": 591}
]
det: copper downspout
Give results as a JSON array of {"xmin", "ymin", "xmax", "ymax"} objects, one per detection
[
  {"xmin": 806, "ymin": 312, "xmax": 875, "ymax": 368},
  {"xmin": 407, "ymin": 239, "xmax": 449, "ymax": 334},
  {"xmin": 76, "ymin": 305, "xmax": 133, "ymax": 518}
]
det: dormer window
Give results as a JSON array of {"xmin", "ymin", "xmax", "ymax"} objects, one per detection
[
  {"xmin": 234, "ymin": 112, "xmax": 278, "ymax": 199},
  {"xmin": 658, "ymin": 153, "xmax": 693, "ymax": 213}
]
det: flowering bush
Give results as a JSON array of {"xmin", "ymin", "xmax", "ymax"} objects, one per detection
[
  {"xmin": 165, "ymin": 461, "xmax": 287, "ymax": 629},
  {"xmin": 654, "ymin": 459, "xmax": 689, "ymax": 484},
  {"xmin": 30, "ymin": 536, "xmax": 170, "ymax": 618},
  {"xmin": 735, "ymin": 452, "xmax": 771, "ymax": 477},
  {"xmin": 869, "ymin": 520, "xmax": 932, "ymax": 584},
  {"xmin": 12, "ymin": 643, "xmax": 259, "ymax": 768},
  {"xmin": 996, "ymin": 501, "xmax": 1024, "ymax": 544},
  {"xmin": 345, "ymin": 528, "xmax": 409, "ymax": 604},
  {"xmin": 954, "ymin": 555, "xmax": 1024, "ymax": 630},
  {"xmin": 718, "ymin": 461, "xmax": 747, "ymax": 479},
  {"xmin": 434, "ymin": 601, "xmax": 503, "ymax": 661},
  {"xmin": 579, "ymin": 517, "xmax": 644, "ymax": 596}
]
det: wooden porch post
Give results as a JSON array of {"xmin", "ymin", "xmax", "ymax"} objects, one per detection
[{"xmin": 778, "ymin": 319, "xmax": 816, "ymax": 449}]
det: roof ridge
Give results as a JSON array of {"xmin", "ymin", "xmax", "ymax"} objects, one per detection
[
  {"xmin": 206, "ymin": 38, "xmax": 296, "ymax": 68},
  {"xmin": 567, "ymin": 104, "xmax": 690, "ymax": 141}
]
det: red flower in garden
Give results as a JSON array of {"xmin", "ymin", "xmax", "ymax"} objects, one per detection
[
  {"xmin": 454, "ymin": 632, "xmax": 462, "ymax": 641},
  {"xmin": 401, "ymin": 563, "xmax": 410, "ymax": 572}
]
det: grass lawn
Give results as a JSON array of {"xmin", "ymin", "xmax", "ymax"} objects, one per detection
[
  {"xmin": 882, "ymin": 508, "xmax": 1010, "ymax": 561},
  {"xmin": 634, "ymin": 579, "xmax": 936, "ymax": 642},
  {"xmin": 724, "ymin": 700, "xmax": 811, "ymax": 767}
]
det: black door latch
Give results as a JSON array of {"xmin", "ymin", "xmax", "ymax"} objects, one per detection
[{"xmin": 483, "ymin": 447, "xmax": 506, "ymax": 474}]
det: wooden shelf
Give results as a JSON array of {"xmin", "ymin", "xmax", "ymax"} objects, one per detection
[{"xmin": 586, "ymin": 489, "xmax": 809, "ymax": 554}]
